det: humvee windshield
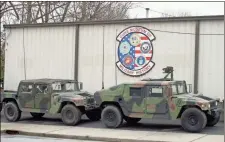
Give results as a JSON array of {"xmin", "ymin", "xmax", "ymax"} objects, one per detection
[
  {"xmin": 51, "ymin": 81, "xmax": 80, "ymax": 92},
  {"xmin": 171, "ymin": 82, "xmax": 187, "ymax": 95}
]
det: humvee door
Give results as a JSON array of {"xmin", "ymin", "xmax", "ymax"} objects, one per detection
[
  {"xmin": 126, "ymin": 87, "xmax": 145, "ymax": 113},
  {"xmin": 144, "ymin": 85, "xmax": 169, "ymax": 114},
  {"xmin": 34, "ymin": 84, "xmax": 51, "ymax": 110},
  {"xmin": 18, "ymin": 83, "xmax": 35, "ymax": 108}
]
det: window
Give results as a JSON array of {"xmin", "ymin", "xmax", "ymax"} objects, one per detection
[
  {"xmin": 149, "ymin": 86, "xmax": 163, "ymax": 97},
  {"xmin": 171, "ymin": 83, "xmax": 187, "ymax": 95},
  {"xmin": 171, "ymin": 85, "xmax": 177, "ymax": 95},
  {"xmin": 20, "ymin": 84, "xmax": 33, "ymax": 93},
  {"xmin": 130, "ymin": 87, "xmax": 142, "ymax": 97},
  {"xmin": 35, "ymin": 84, "xmax": 48, "ymax": 94},
  {"xmin": 51, "ymin": 82, "xmax": 79, "ymax": 92}
]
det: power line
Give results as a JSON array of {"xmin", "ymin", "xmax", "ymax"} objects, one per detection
[
  {"xmin": 133, "ymin": 7, "xmax": 224, "ymax": 35},
  {"xmin": 148, "ymin": 28, "xmax": 224, "ymax": 35},
  {"xmin": 138, "ymin": 6, "xmax": 175, "ymax": 17}
]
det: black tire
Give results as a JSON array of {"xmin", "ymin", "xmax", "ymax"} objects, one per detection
[
  {"xmin": 181, "ymin": 108, "xmax": 207, "ymax": 133},
  {"xmin": 86, "ymin": 109, "xmax": 101, "ymax": 121},
  {"xmin": 101, "ymin": 105, "xmax": 123, "ymax": 128},
  {"xmin": 4, "ymin": 101, "xmax": 21, "ymax": 122},
  {"xmin": 124, "ymin": 116, "xmax": 141, "ymax": 124},
  {"xmin": 30, "ymin": 112, "xmax": 45, "ymax": 119},
  {"xmin": 206, "ymin": 114, "xmax": 220, "ymax": 127},
  {"xmin": 61, "ymin": 104, "xmax": 82, "ymax": 126}
]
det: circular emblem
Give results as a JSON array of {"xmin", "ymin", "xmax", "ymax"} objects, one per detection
[
  {"xmin": 129, "ymin": 33, "xmax": 141, "ymax": 46},
  {"xmin": 119, "ymin": 41, "xmax": 131, "ymax": 55},
  {"xmin": 116, "ymin": 26, "xmax": 156, "ymax": 76},
  {"xmin": 141, "ymin": 42, "xmax": 151, "ymax": 53},
  {"xmin": 137, "ymin": 56, "xmax": 145, "ymax": 66},
  {"xmin": 123, "ymin": 55, "xmax": 134, "ymax": 68}
]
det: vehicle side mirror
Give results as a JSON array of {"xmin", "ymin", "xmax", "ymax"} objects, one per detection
[
  {"xmin": 187, "ymin": 84, "xmax": 192, "ymax": 93},
  {"xmin": 79, "ymin": 82, "xmax": 83, "ymax": 90}
]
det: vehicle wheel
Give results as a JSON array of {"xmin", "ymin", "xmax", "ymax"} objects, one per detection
[
  {"xmin": 86, "ymin": 109, "xmax": 101, "ymax": 121},
  {"xmin": 181, "ymin": 108, "xmax": 207, "ymax": 133},
  {"xmin": 61, "ymin": 104, "xmax": 82, "ymax": 126},
  {"xmin": 4, "ymin": 102, "xmax": 21, "ymax": 122},
  {"xmin": 124, "ymin": 116, "xmax": 141, "ymax": 124},
  {"xmin": 30, "ymin": 112, "xmax": 45, "ymax": 119},
  {"xmin": 101, "ymin": 105, "xmax": 123, "ymax": 128},
  {"xmin": 206, "ymin": 113, "xmax": 220, "ymax": 127}
]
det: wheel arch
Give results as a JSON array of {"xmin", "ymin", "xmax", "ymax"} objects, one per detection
[
  {"xmin": 2, "ymin": 98, "xmax": 21, "ymax": 110},
  {"xmin": 100, "ymin": 101, "xmax": 126, "ymax": 116},
  {"xmin": 177, "ymin": 105, "xmax": 202, "ymax": 118},
  {"xmin": 57, "ymin": 101, "xmax": 85, "ymax": 113}
]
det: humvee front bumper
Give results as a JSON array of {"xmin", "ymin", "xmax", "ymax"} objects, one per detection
[
  {"xmin": 207, "ymin": 108, "xmax": 222, "ymax": 118},
  {"xmin": 85, "ymin": 98, "xmax": 99, "ymax": 110},
  {"xmin": 85, "ymin": 104, "xmax": 97, "ymax": 110}
]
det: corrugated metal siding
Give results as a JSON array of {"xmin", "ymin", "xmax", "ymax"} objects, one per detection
[
  {"xmin": 198, "ymin": 20, "xmax": 224, "ymax": 100},
  {"xmin": 78, "ymin": 21, "xmax": 196, "ymax": 93},
  {"xmin": 4, "ymin": 28, "xmax": 25, "ymax": 90},
  {"xmin": 4, "ymin": 18, "xmax": 224, "ymax": 100},
  {"xmin": 4, "ymin": 26, "xmax": 76, "ymax": 90}
]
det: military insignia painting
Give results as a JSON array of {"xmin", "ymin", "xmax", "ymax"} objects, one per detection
[{"xmin": 116, "ymin": 26, "xmax": 156, "ymax": 76}]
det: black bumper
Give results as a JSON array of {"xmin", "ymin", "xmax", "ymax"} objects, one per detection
[{"xmin": 208, "ymin": 108, "xmax": 222, "ymax": 117}]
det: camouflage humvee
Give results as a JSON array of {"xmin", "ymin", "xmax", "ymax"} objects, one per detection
[
  {"xmin": 1, "ymin": 79, "xmax": 101, "ymax": 125},
  {"xmin": 94, "ymin": 67, "xmax": 222, "ymax": 133}
]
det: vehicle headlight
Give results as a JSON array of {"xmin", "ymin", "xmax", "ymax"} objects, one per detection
[{"xmin": 208, "ymin": 104, "xmax": 211, "ymax": 108}]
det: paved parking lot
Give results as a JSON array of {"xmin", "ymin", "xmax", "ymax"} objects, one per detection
[{"xmin": 1, "ymin": 111, "xmax": 223, "ymax": 135}]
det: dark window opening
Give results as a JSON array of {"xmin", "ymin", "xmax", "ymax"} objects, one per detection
[{"xmin": 130, "ymin": 87, "xmax": 142, "ymax": 97}]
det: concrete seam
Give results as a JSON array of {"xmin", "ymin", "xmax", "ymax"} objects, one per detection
[{"xmin": 189, "ymin": 134, "xmax": 207, "ymax": 142}]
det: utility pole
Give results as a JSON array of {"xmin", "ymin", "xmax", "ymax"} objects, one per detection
[{"xmin": 145, "ymin": 8, "xmax": 149, "ymax": 18}]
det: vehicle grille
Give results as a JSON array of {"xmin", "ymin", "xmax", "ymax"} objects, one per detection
[
  {"xmin": 87, "ymin": 98, "xmax": 95, "ymax": 104},
  {"xmin": 210, "ymin": 101, "xmax": 217, "ymax": 108}
]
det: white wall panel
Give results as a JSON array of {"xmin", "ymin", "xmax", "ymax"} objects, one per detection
[
  {"xmin": 79, "ymin": 21, "xmax": 196, "ymax": 93},
  {"xmin": 198, "ymin": 20, "xmax": 224, "ymax": 100},
  {"xmin": 4, "ymin": 26, "xmax": 76, "ymax": 91},
  {"xmin": 4, "ymin": 28, "xmax": 25, "ymax": 91},
  {"xmin": 78, "ymin": 25, "xmax": 104, "ymax": 93},
  {"xmin": 24, "ymin": 26, "xmax": 76, "ymax": 81}
]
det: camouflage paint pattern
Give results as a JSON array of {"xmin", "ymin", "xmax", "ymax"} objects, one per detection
[
  {"xmin": 94, "ymin": 80, "xmax": 218, "ymax": 120},
  {"xmin": 1, "ymin": 79, "xmax": 96, "ymax": 114}
]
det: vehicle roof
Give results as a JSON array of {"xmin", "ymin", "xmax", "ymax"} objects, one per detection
[
  {"xmin": 20, "ymin": 78, "xmax": 76, "ymax": 84},
  {"xmin": 123, "ymin": 80, "xmax": 185, "ymax": 86}
]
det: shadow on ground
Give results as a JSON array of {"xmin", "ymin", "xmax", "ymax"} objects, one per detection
[{"xmin": 1, "ymin": 112, "xmax": 224, "ymax": 135}]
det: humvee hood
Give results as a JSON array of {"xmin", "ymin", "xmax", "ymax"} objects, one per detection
[
  {"xmin": 55, "ymin": 91, "xmax": 93, "ymax": 99},
  {"xmin": 177, "ymin": 93, "xmax": 216, "ymax": 103}
]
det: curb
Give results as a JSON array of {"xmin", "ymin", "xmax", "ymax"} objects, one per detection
[{"xmin": 1, "ymin": 129, "xmax": 166, "ymax": 142}]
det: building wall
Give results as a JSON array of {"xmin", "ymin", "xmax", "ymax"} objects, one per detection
[
  {"xmin": 78, "ymin": 21, "xmax": 196, "ymax": 93},
  {"xmin": 198, "ymin": 20, "xmax": 224, "ymax": 100},
  {"xmin": 3, "ymin": 18, "xmax": 224, "ymax": 100},
  {"xmin": 4, "ymin": 26, "xmax": 76, "ymax": 91},
  {"xmin": 4, "ymin": 28, "xmax": 25, "ymax": 90}
]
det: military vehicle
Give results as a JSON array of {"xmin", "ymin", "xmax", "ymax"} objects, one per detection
[
  {"xmin": 94, "ymin": 67, "xmax": 222, "ymax": 133},
  {"xmin": 1, "ymin": 79, "xmax": 101, "ymax": 125}
]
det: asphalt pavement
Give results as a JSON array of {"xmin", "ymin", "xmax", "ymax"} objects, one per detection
[
  {"xmin": 1, "ymin": 111, "xmax": 224, "ymax": 135},
  {"xmin": 1, "ymin": 134, "xmax": 102, "ymax": 142}
]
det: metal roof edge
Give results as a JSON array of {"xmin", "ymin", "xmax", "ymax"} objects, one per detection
[{"xmin": 3, "ymin": 15, "xmax": 224, "ymax": 29}]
